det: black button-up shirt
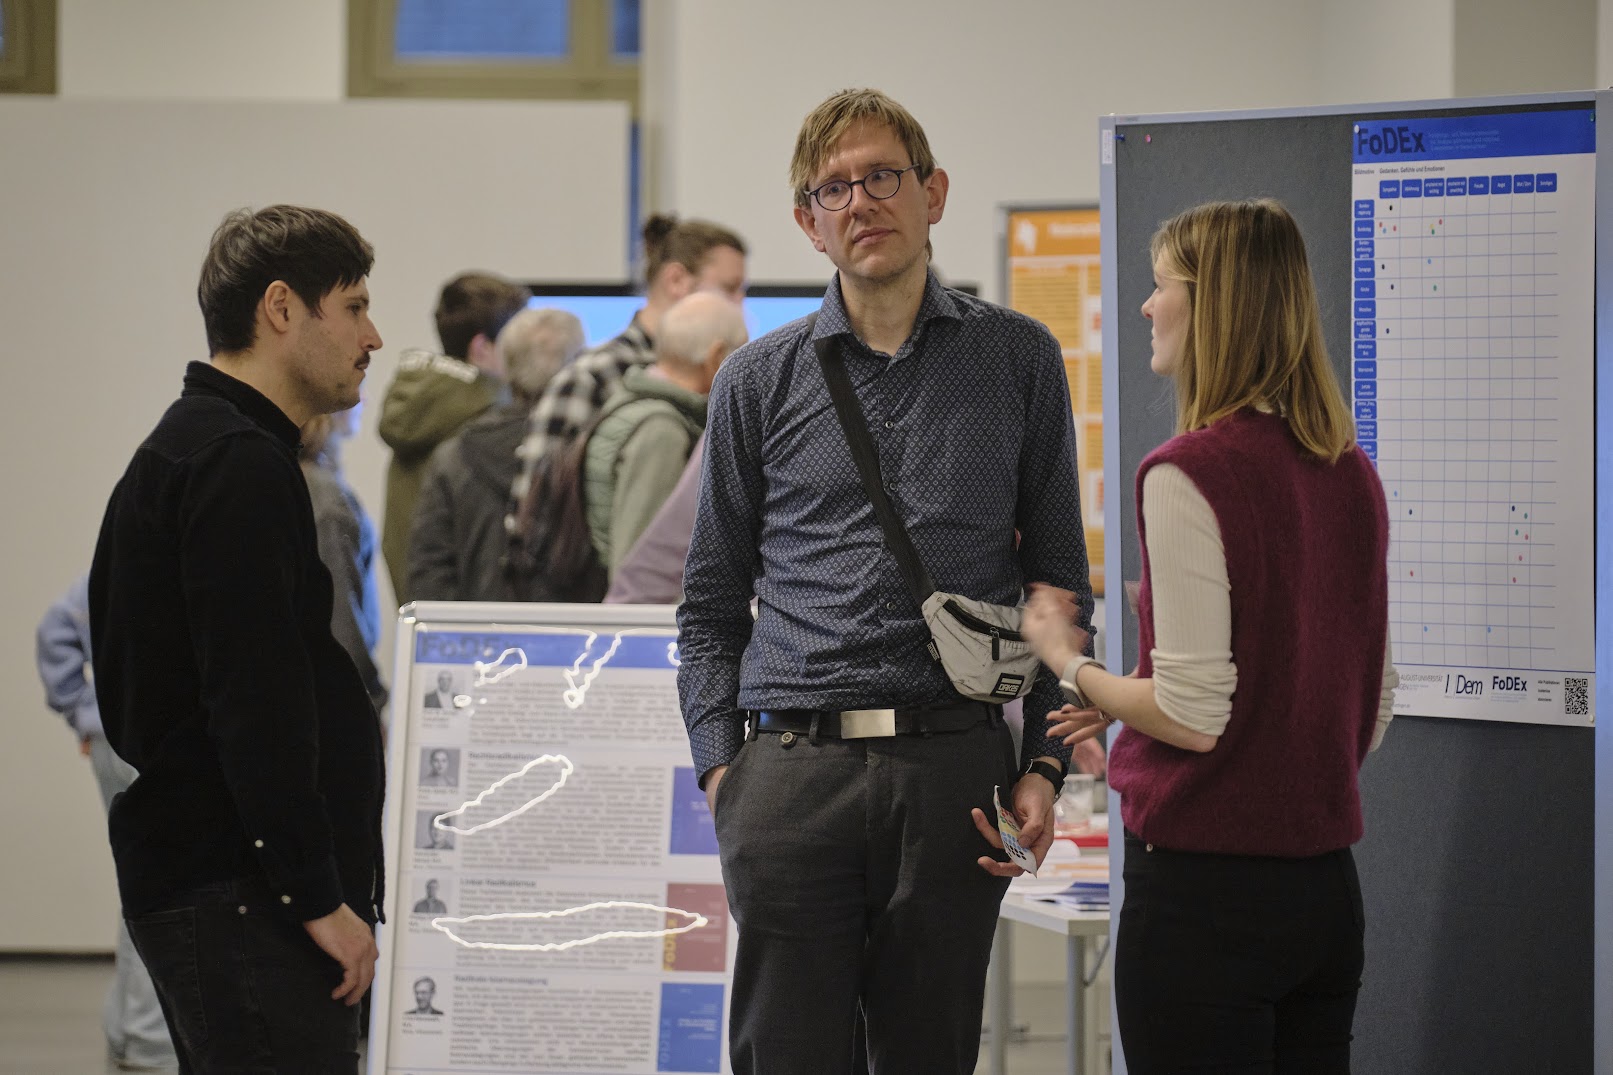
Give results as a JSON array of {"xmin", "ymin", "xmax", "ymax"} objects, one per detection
[
  {"xmin": 90, "ymin": 362, "xmax": 385, "ymax": 922},
  {"xmin": 677, "ymin": 273, "xmax": 1094, "ymax": 777}
]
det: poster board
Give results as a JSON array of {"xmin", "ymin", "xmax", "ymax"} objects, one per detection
[
  {"xmin": 1001, "ymin": 204, "xmax": 1105, "ymax": 596},
  {"xmin": 370, "ymin": 602, "xmax": 733, "ymax": 1075},
  {"xmin": 1099, "ymin": 91, "xmax": 1605, "ymax": 1074}
]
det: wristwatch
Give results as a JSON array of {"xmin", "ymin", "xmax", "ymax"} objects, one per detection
[
  {"xmin": 1058, "ymin": 654, "xmax": 1106, "ymax": 709},
  {"xmin": 1018, "ymin": 759, "xmax": 1065, "ymax": 797}
]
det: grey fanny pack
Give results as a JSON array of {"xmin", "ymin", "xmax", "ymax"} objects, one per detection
[{"xmin": 812, "ymin": 324, "xmax": 1039, "ymax": 703}]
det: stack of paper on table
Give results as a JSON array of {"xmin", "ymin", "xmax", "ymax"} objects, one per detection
[{"xmin": 1009, "ymin": 829, "xmax": 1110, "ymax": 911}]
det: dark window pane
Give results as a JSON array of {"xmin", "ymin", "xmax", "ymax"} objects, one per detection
[
  {"xmin": 395, "ymin": 0, "xmax": 570, "ymax": 61},
  {"xmin": 0, "ymin": 1, "xmax": 7, "ymax": 58},
  {"xmin": 612, "ymin": 0, "xmax": 640, "ymax": 59}
]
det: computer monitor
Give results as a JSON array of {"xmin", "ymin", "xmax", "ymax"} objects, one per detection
[
  {"xmin": 524, "ymin": 281, "xmax": 978, "ymax": 349},
  {"xmin": 525, "ymin": 283, "xmax": 825, "ymax": 349}
]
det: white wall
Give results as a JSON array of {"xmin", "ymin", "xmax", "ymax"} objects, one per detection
[
  {"xmin": 650, "ymin": 0, "xmax": 1339, "ymax": 301},
  {"xmin": 0, "ymin": 96, "xmax": 628, "ymax": 950},
  {"xmin": 59, "ymin": 0, "xmax": 345, "ymax": 99},
  {"xmin": 1453, "ymin": 0, "xmax": 1597, "ymax": 96},
  {"xmin": 1319, "ymin": 0, "xmax": 1457, "ymax": 105},
  {"xmin": 1599, "ymin": 0, "xmax": 1613, "ymax": 86}
]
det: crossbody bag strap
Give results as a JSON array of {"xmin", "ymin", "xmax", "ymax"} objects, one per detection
[{"xmin": 808, "ymin": 322, "xmax": 937, "ymax": 605}]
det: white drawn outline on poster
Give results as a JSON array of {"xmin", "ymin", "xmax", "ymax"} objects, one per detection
[
  {"xmin": 425, "ymin": 624, "xmax": 709, "ymax": 955},
  {"xmin": 432, "ymin": 753, "xmax": 576, "ymax": 836},
  {"xmin": 430, "ymin": 901, "xmax": 710, "ymax": 952},
  {"xmin": 461, "ymin": 626, "xmax": 681, "ymax": 708}
]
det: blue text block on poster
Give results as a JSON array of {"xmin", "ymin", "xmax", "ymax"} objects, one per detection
[
  {"xmin": 1513, "ymin": 174, "xmax": 1535, "ymax": 194},
  {"xmin": 1424, "ymin": 178, "xmax": 1445, "ymax": 196},
  {"xmin": 658, "ymin": 983, "xmax": 724, "ymax": 1073},
  {"xmin": 1352, "ymin": 109, "xmax": 1594, "ymax": 163},
  {"xmin": 1354, "ymin": 199, "xmax": 1375, "ymax": 219},
  {"xmin": 1355, "ymin": 340, "xmax": 1377, "ymax": 359},
  {"xmin": 1402, "ymin": 179, "xmax": 1422, "ymax": 197},
  {"xmin": 1355, "ymin": 280, "xmax": 1376, "ymax": 299},
  {"xmin": 1356, "ymin": 400, "xmax": 1377, "ymax": 421},
  {"xmin": 1469, "ymin": 175, "xmax": 1490, "ymax": 195},
  {"xmin": 1355, "ymin": 380, "xmax": 1378, "ymax": 400},
  {"xmin": 415, "ymin": 629, "xmax": 677, "ymax": 669},
  {"xmin": 1446, "ymin": 177, "xmax": 1467, "ymax": 196},
  {"xmin": 1537, "ymin": 173, "xmax": 1558, "ymax": 192},
  {"xmin": 668, "ymin": 767, "xmax": 718, "ymax": 856}
]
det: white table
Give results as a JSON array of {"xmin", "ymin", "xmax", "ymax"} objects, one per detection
[{"xmin": 987, "ymin": 892, "xmax": 1111, "ymax": 1075}]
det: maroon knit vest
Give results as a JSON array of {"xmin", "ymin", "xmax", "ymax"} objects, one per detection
[{"xmin": 1108, "ymin": 409, "xmax": 1389, "ymax": 857}]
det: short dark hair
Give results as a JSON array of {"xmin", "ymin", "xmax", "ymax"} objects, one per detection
[
  {"xmin": 198, "ymin": 205, "xmax": 375, "ymax": 356},
  {"xmin": 433, "ymin": 273, "xmax": 533, "ymax": 360}
]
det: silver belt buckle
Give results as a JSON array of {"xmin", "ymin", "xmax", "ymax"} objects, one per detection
[{"xmin": 839, "ymin": 708, "xmax": 897, "ymax": 738}]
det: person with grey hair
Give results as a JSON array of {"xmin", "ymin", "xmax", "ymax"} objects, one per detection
[
  {"xmin": 574, "ymin": 291, "xmax": 748, "ymax": 577},
  {"xmin": 407, "ymin": 307, "xmax": 585, "ymax": 600}
]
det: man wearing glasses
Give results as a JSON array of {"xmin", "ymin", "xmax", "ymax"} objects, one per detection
[{"xmin": 677, "ymin": 89, "xmax": 1092, "ymax": 1074}]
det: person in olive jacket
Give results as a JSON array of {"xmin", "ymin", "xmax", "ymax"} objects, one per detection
[{"xmin": 377, "ymin": 271, "xmax": 529, "ymax": 602}]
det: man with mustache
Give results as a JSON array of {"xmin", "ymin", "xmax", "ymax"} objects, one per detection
[{"xmin": 89, "ymin": 205, "xmax": 388, "ymax": 1074}]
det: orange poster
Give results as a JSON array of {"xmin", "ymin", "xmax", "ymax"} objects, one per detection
[{"xmin": 1005, "ymin": 206, "xmax": 1104, "ymax": 596}]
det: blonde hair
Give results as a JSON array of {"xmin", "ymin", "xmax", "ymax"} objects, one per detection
[
  {"xmin": 789, "ymin": 89, "xmax": 937, "ymax": 211},
  {"xmin": 1150, "ymin": 198, "xmax": 1354, "ymax": 463}
]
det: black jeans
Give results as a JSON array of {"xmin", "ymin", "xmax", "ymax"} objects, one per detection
[
  {"xmin": 1115, "ymin": 834, "xmax": 1364, "ymax": 1074},
  {"xmin": 713, "ymin": 720, "xmax": 1017, "ymax": 1075},
  {"xmin": 124, "ymin": 876, "xmax": 362, "ymax": 1075}
]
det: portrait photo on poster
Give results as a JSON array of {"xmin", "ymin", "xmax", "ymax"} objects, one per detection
[
  {"xmin": 415, "ymin": 809, "xmax": 455, "ymax": 850},
  {"xmin": 422, "ymin": 669, "xmax": 463, "ymax": 710},
  {"xmin": 419, "ymin": 746, "xmax": 461, "ymax": 787}
]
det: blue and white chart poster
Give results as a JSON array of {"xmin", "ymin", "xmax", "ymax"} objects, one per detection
[
  {"xmin": 378, "ymin": 619, "xmax": 734, "ymax": 1074},
  {"xmin": 1350, "ymin": 108, "xmax": 1595, "ymax": 727}
]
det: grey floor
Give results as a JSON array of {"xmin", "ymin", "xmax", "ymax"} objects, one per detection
[{"xmin": 0, "ymin": 957, "xmax": 1084, "ymax": 1074}]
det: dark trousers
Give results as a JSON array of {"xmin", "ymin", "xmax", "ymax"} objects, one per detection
[
  {"xmin": 1115, "ymin": 834, "xmax": 1364, "ymax": 1074},
  {"xmin": 713, "ymin": 720, "xmax": 1016, "ymax": 1075},
  {"xmin": 124, "ymin": 876, "xmax": 362, "ymax": 1075}
]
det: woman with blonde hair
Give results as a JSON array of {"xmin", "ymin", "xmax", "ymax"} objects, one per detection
[{"xmin": 1021, "ymin": 199, "xmax": 1397, "ymax": 1072}]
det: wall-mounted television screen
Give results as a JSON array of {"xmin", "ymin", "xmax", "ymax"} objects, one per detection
[{"xmin": 526, "ymin": 281, "xmax": 978, "ymax": 348}]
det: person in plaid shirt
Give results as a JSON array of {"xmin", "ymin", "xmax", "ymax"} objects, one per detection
[{"xmin": 507, "ymin": 214, "xmax": 747, "ymax": 532}]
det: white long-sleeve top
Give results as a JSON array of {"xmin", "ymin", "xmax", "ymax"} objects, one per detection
[{"xmin": 1144, "ymin": 463, "xmax": 1398, "ymax": 751}]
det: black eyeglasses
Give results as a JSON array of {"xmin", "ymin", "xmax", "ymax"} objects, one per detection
[{"xmin": 804, "ymin": 165, "xmax": 921, "ymax": 212}]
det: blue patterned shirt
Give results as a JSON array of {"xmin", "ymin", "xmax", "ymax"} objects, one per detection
[{"xmin": 677, "ymin": 272, "xmax": 1093, "ymax": 778}]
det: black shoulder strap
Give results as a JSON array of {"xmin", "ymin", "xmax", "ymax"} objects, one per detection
[{"xmin": 807, "ymin": 317, "xmax": 937, "ymax": 605}]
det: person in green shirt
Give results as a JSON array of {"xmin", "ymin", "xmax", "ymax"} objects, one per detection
[{"xmin": 584, "ymin": 291, "xmax": 748, "ymax": 577}]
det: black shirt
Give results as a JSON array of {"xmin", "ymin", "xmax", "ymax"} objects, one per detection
[{"xmin": 89, "ymin": 362, "xmax": 386, "ymax": 923}]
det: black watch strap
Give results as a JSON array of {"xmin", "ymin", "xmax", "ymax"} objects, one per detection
[{"xmin": 1019, "ymin": 759, "xmax": 1065, "ymax": 797}]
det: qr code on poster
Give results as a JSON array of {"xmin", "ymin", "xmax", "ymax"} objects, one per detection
[{"xmin": 1565, "ymin": 677, "xmax": 1589, "ymax": 717}]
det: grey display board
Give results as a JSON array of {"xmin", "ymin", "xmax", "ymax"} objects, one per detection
[{"xmin": 1099, "ymin": 93, "xmax": 1602, "ymax": 1073}]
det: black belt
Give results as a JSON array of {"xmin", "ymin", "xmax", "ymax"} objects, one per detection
[{"xmin": 752, "ymin": 701, "xmax": 998, "ymax": 740}]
